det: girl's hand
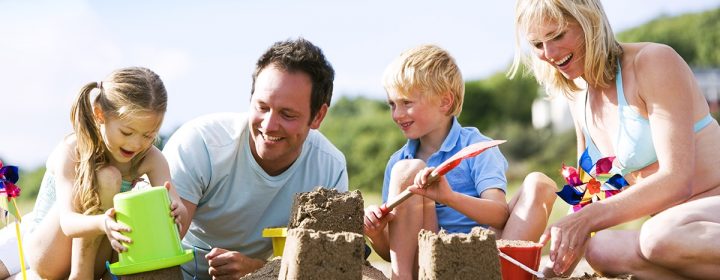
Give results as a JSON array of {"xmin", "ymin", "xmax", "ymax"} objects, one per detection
[
  {"xmin": 363, "ymin": 204, "xmax": 394, "ymax": 239},
  {"xmin": 169, "ymin": 199, "xmax": 186, "ymax": 230},
  {"xmin": 539, "ymin": 211, "xmax": 592, "ymax": 276},
  {"xmin": 103, "ymin": 208, "xmax": 132, "ymax": 253},
  {"xmin": 165, "ymin": 182, "xmax": 188, "ymax": 231},
  {"xmin": 408, "ymin": 167, "xmax": 454, "ymax": 205}
]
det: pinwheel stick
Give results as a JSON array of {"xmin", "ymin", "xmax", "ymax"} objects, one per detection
[{"xmin": 11, "ymin": 199, "xmax": 27, "ymax": 280}]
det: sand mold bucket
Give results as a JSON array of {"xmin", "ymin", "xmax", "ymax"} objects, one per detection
[
  {"xmin": 262, "ymin": 227, "xmax": 288, "ymax": 257},
  {"xmin": 109, "ymin": 187, "xmax": 193, "ymax": 275},
  {"xmin": 498, "ymin": 242, "xmax": 542, "ymax": 280}
]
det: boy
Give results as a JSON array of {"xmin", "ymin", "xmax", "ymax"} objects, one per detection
[{"xmin": 363, "ymin": 45, "xmax": 557, "ymax": 279}]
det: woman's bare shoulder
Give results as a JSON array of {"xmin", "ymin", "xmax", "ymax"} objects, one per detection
[{"xmin": 625, "ymin": 42, "xmax": 682, "ymax": 70}]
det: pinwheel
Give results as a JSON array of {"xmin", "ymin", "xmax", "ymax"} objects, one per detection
[
  {"xmin": 556, "ymin": 149, "xmax": 629, "ymax": 212},
  {"xmin": 0, "ymin": 160, "xmax": 27, "ymax": 280}
]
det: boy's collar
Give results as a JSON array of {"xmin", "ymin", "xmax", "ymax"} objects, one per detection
[
  {"xmin": 439, "ymin": 117, "xmax": 462, "ymax": 153},
  {"xmin": 402, "ymin": 116, "xmax": 461, "ymax": 159}
]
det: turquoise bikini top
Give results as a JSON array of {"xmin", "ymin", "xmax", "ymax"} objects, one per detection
[
  {"xmin": 120, "ymin": 179, "xmax": 134, "ymax": 192},
  {"xmin": 583, "ymin": 61, "xmax": 714, "ymax": 175}
]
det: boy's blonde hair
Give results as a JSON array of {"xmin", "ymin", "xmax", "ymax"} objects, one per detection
[
  {"xmin": 508, "ymin": 0, "xmax": 622, "ymax": 98},
  {"xmin": 383, "ymin": 44, "xmax": 464, "ymax": 116},
  {"xmin": 70, "ymin": 67, "xmax": 167, "ymax": 215}
]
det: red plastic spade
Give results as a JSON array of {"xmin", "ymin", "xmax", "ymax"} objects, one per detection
[{"xmin": 379, "ymin": 139, "xmax": 506, "ymax": 215}]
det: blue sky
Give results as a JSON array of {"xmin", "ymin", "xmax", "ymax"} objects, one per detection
[{"xmin": 2, "ymin": 0, "xmax": 719, "ymax": 169}]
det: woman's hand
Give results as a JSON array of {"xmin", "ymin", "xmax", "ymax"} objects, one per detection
[
  {"xmin": 363, "ymin": 204, "xmax": 394, "ymax": 240},
  {"xmin": 539, "ymin": 211, "xmax": 593, "ymax": 276},
  {"xmin": 407, "ymin": 167, "xmax": 455, "ymax": 205},
  {"xmin": 103, "ymin": 208, "xmax": 132, "ymax": 253}
]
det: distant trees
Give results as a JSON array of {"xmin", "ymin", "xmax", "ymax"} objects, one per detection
[
  {"xmin": 618, "ymin": 8, "xmax": 720, "ymax": 67},
  {"xmin": 320, "ymin": 97, "xmax": 406, "ymax": 191}
]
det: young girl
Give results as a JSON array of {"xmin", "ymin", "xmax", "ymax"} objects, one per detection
[{"xmin": 18, "ymin": 67, "xmax": 187, "ymax": 279}]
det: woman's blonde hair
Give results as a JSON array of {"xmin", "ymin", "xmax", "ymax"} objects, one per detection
[
  {"xmin": 70, "ymin": 67, "xmax": 167, "ymax": 215},
  {"xmin": 383, "ymin": 44, "xmax": 465, "ymax": 116},
  {"xmin": 508, "ymin": 0, "xmax": 623, "ymax": 98}
]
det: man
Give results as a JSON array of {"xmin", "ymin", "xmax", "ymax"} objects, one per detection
[{"xmin": 163, "ymin": 38, "xmax": 348, "ymax": 279}]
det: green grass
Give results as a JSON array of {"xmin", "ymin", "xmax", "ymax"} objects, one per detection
[{"xmin": 0, "ymin": 200, "xmax": 34, "ymax": 229}]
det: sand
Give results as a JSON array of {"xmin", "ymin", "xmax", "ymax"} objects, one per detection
[
  {"xmin": 241, "ymin": 259, "xmax": 388, "ymax": 280},
  {"xmin": 417, "ymin": 227, "xmax": 501, "ymax": 280},
  {"xmin": 279, "ymin": 228, "xmax": 364, "ymax": 279},
  {"xmin": 239, "ymin": 258, "xmax": 282, "ymax": 280},
  {"xmin": 361, "ymin": 261, "xmax": 389, "ymax": 280},
  {"xmin": 287, "ymin": 187, "xmax": 364, "ymax": 234},
  {"xmin": 118, "ymin": 266, "xmax": 182, "ymax": 279},
  {"xmin": 545, "ymin": 273, "xmax": 634, "ymax": 279},
  {"xmin": 279, "ymin": 187, "xmax": 367, "ymax": 279}
]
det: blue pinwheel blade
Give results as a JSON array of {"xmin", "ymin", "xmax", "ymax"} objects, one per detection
[
  {"xmin": 556, "ymin": 184, "xmax": 585, "ymax": 205},
  {"xmin": 605, "ymin": 174, "xmax": 628, "ymax": 190},
  {"xmin": 579, "ymin": 149, "xmax": 594, "ymax": 175},
  {"xmin": 0, "ymin": 166, "xmax": 19, "ymax": 184}
]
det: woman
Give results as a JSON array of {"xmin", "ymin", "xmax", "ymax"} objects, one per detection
[{"xmin": 509, "ymin": 0, "xmax": 720, "ymax": 278}]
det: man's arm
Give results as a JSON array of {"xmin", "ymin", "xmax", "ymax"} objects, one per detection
[{"xmin": 179, "ymin": 198, "xmax": 197, "ymax": 238}]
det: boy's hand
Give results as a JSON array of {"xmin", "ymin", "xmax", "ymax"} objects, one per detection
[
  {"xmin": 206, "ymin": 247, "xmax": 265, "ymax": 279},
  {"xmin": 103, "ymin": 208, "xmax": 132, "ymax": 253},
  {"xmin": 409, "ymin": 167, "xmax": 454, "ymax": 205},
  {"xmin": 363, "ymin": 205, "xmax": 394, "ymax": 239}
]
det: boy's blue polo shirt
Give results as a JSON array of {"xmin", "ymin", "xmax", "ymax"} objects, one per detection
[{"xmin": 382, "ymin": 117, "xmax": 508, "ymax": 233}]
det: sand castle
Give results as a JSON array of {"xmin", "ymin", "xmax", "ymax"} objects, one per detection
[
  {"xmin": 241, "ymin": 187, "xmax": 387, "ymax": 280},
  {"xmin": 280, "ymin": 187, "xmax": 365, "ymax": 279},
  {"xmin": 418, "ymin": 227, "xmax": 502, "ymax": 280}
]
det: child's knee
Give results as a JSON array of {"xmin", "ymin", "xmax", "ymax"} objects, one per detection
[
  {"xmin": 391, "ymin": 159, "xmax": 426, "ymax": 177},
  {"xmin": 390, "ymin": 159, "xmax": 426, "ymax": 190},
  {"xmin": 31, "ymin": 261, "xmax": 69, "ymax": 280},
  {"xmin": 523, "ymin": 172, "xmax": 557, "ymax": 197},
  {"xmin": 96, "ymin": 166, "xmax": 122, "ymax": 188},
  {"xmin": 95, "ymin": 166, "xmax": 122, "ymax": 204}
]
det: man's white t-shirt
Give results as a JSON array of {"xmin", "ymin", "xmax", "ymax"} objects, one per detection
[{"xmin": 162, "ymin": 112, "xmax": 348, "ymax": 279}]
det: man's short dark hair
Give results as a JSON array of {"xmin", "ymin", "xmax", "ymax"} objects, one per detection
[{"xmin": 251, "ymin": 37, "xmax": 335, "ymax": 123}]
